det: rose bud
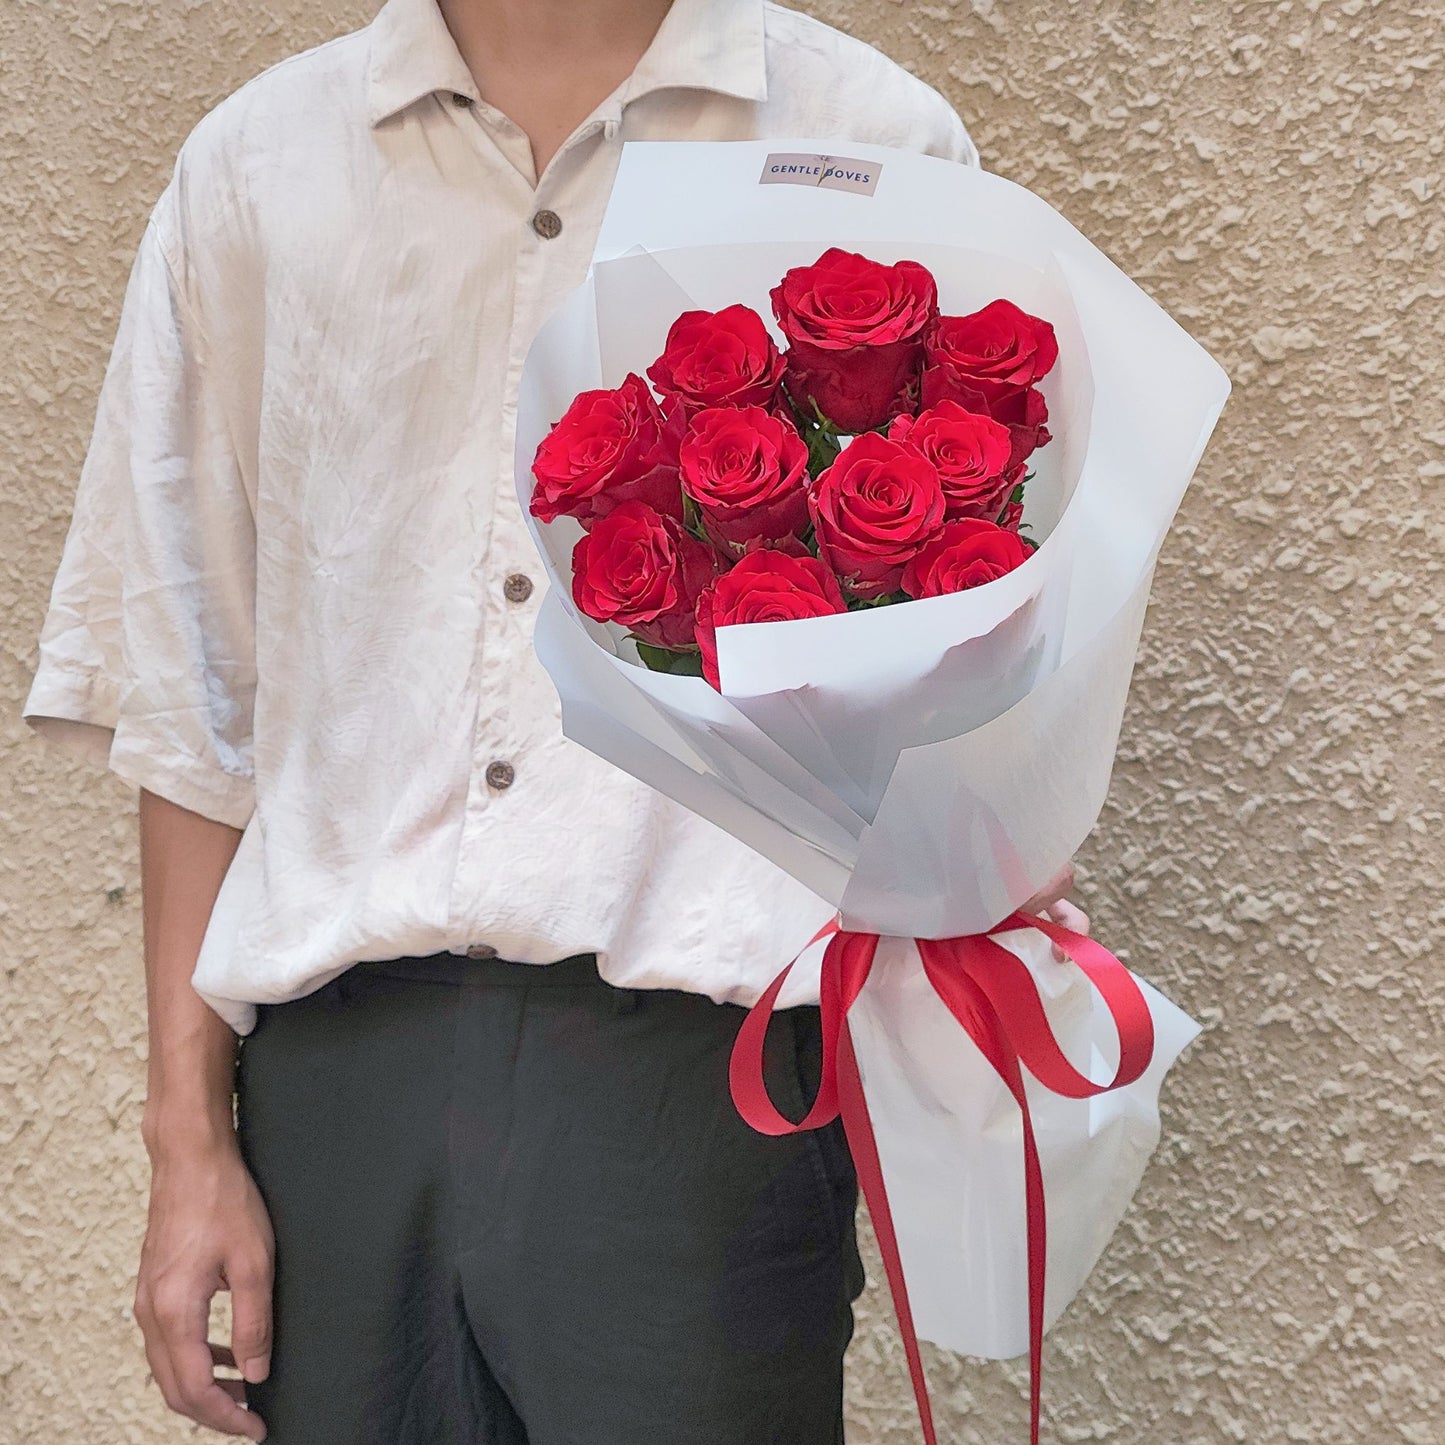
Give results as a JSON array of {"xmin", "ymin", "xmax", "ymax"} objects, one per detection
[
  {"xmin": 531, "ymin": 372, "xmax": 685, "ymax": 527},
  {"xmin": 888, "ymin": 400, "xmax": 1015, "ymax": 521},
  {"xmin": 570, "ymin": 501, "xmax": 717, "ymax": 650},
  {"xmin": 770, "ymin": 247, "xmax": 938, "ymax": 434},
  {"xmin": 920, "ymin": 300, "xmax": 1059, "ymax": 407},
  {"xmin": 997, "ymin": 497, "xmax": 1026, "ymax": 533},
  {"xmin": 808, "ymin": 432, "xmax": 946, "ymax": 600},
  {"xmin": 679, "ymin": 405, "xmax": 811, "ymax": 556},
  {"xmin": 901, "ymin": 517, "xmax": 1031, "ymax": 600},
  {"xmin": 918, "ymin": 372, "xmax": 1053, "ymax": 475},
  {"xmin": 647, "ymin": 305, "xmax": 787, "ymax": 415},
  {"xmin": 695, "ymin": 550, "xmax": 848, "ymax": 691}
]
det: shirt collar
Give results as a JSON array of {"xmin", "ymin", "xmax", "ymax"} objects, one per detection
[{"xmin": 366, "ymin": 0, "xmax": 768, "ymax": 129}]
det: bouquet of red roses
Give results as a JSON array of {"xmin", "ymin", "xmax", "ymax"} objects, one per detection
[
  {"xmin": 529, "ymin": 247, "xmax": 1056, "ymax": 689},
  {"xmin": 514, "ymin": 141, "xmax": 1229, "ymax": 1445}
]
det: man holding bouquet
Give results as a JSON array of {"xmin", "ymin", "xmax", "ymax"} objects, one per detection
[{"xmin": 24, "ymin": 0, "xmax": 1086, "ymax": 1440}]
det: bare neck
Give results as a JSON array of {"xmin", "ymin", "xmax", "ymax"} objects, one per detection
[{"xmin": 439, "ymin": 0, "xmax": 675, "ymax": 181}]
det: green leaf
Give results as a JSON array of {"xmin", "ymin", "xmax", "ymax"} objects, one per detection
[
  {"xmin": 807, "ymin": 429, "xmax": 842, "ymax": 477},
  {"xmin": 845, "ymin": 589, "xmax": 907, "ymax": 611},
  {"xmin": 681, "ymin": 492, "xmax": 705, "ymax": 538},
  {"xmin": 633, "ymin": 641, "xmax": 705, "ymax": 676}
]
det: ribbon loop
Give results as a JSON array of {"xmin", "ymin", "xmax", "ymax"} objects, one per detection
[
  {"xmin": 728, "ymin": 921, "xmax": 855, "ymax": 1137},
  {"xmin": 729, "ymin": 911, "xmax": 1159, "ymax": 1445},
  {"xmin": 920, "ymin": 921, "xmax": 1155, "ymax": 1099}
]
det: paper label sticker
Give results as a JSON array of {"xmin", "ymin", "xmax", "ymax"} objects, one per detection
[{"xmin": 759, "ymin": 153, "xmax": 882, "ymax": 196}]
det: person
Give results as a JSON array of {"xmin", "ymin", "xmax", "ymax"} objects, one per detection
[{"xmin": 22, "ymin": 0, "xmax": 1088, "ymax": 1440}]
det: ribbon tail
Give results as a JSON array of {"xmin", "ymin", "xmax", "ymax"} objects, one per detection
[
  {"xmin": 1019, "ymin": 1080, "xmax": 1046, "ymax": 1445},
  {"xmin": 729, "ymin": 921, "xmax": 844, "ymax": 1136},
  {"xmin": 836, "ymin": 1014, "xmax": 939, "ymax": 1445},
  {"xmin": 920, "ymin": 938, "xmax": 1050, "ymax": 1445}
]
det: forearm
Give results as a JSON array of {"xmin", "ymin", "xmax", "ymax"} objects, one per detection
[{"xmin": 137, "ymin": 786, "xmax": 244, "ymax": 1160}]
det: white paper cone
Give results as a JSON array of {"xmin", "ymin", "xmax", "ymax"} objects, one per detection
[
  {"xmin": 845, "ymin": 932, "xmax": 1201, "ymax": 1358},
  {"xmin": 517, "ymin": 143, "xmax": 1230, "ymax": 929},
  {"xmin": 516, "ymin": 139, "xmax": 1228, "ymax": 1356}
]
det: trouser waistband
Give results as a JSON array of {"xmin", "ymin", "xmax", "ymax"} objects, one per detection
[{"xmin": 351, "ymin": 950, "xmax": 603, "ymax": 988}]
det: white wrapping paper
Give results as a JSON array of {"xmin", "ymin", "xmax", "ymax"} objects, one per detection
[
  {"xmin": 516, "ymin": 140, "xmax": 1228, "ymax": 1359},
  {"xmin": 847, "ymin": 930, "xmax": 1200, "ymax": 1358}
]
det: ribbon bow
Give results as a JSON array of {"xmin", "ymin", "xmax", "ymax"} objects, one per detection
[{"xmin": 729, "ymin": 912, "xmax": 1156, "ymax": 1445}]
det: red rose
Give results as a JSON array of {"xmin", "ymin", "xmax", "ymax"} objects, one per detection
[
  {"xmin": 920, "ymin": 300, "xmax": 1058, "ymax": 405},
  {"xmin": 647, "ymin": 305, "xmax": 787, "ymax": 415},
  {"xmin": 808, "ymin": 433, "xmax": 946, "ymax": 600},
  {"xmin": 531, "ymin": 373, "xmax": 685, "ymax": 526},
  {"xmin": 888, "ymin": 401, "xmax": 1015, "ymax": 521},
  {"xmin": 770, "ymin": 247, "xmax": 938, "ymax": 434},
  {"xmin": 695, "ymin": 551, "xmax": 848, "ymax": 691},
  {"xmin": 901, "ymin": 518, "xmax": 1031, "ymax": 599},
  {"xmin": 918, "ymin": 374, "xmax": 1053, "ymax": 474},
  {"xmin": 570, "ymin": 502, "xmax": 716, "ymax": 650},
  {"xmin": 997, "ymin": 498, "xmax": 1025, "ymax": 533},
  {"xmin": 679, "ymin": 405, "xmax": 810, "ymax": 555}
]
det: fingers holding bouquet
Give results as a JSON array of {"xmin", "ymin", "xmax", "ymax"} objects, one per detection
[{"xmin": 1020, "ymin": 861, "xmax": 1092, "ymax": 961}]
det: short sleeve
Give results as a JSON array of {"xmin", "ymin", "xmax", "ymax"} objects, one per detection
[
  {"xmin": 940, "ymin": 106, "xmax": 981, "ymax": 169},
  {"xmin": 922, "ymin": 93, "xmax": 981, "ymax": 169},
  {"xmin": 22, "ymin": 180, "xmax": 257, "ymax": 829}
]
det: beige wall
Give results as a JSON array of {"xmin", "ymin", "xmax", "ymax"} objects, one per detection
[{"xmin": 3, "ymin": 2, "xmax": 1441, "ymax": 1441}]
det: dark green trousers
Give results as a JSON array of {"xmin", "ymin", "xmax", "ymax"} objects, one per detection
[{"xmin": 235, "ymin": 951, "xmax": 864, "ymax": 1444}]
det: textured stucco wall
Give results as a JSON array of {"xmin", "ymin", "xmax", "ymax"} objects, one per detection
[{"xmin": 2, "ymin": 2, "xmax": 1441, "ymax": 1443}]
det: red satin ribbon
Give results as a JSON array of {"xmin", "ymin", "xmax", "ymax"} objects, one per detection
[{"xmin": 729, "ymin": 912, "xmax": 1156, "ymax": 1445}]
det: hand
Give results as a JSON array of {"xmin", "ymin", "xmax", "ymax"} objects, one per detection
[
  {"xmin": 1020, "ymin": 862, "xmax": 1091, "ymax": 962},
  {"xmin": 134, "ymin": 1135, "xmax": 274, "ymax": 1441}
]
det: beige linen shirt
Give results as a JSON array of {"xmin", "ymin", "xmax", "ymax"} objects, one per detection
[{"xmin": 22, "ymin": 0, "xmax": 980, "ymax": 1034}]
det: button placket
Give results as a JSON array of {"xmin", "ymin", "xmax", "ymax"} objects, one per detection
[
  {"xmin": 532, "ymin": 114, "xmax": 613, "ymax": 194},
  {"xmin": 469, "ymin": 218, "xmax": 546, "ymax": 825},
  {"xmin": 443, "ymin": 119, "xmax": 623, "ymax": 944},
  {"xmin": 449, "ymin": 124, "xmax": 612, "ymax": 937},
  {"xmin": 439, "ymin": 111, "xmax": 585, "ymax": 943}
]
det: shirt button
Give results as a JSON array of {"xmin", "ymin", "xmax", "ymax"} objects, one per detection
[
  {"xmin": 465, "ymin": 942, "xmax": 498, "ymax": 960},
  {"xmin": 486, "ymin": 760, "xmax": 515, "ymax": 790},
  {"xmin": 531, "ymin": 209, "xmax": 563, "ymax": 240},
  {"xmin": 504, "ymin": 572, "xmax": 534, "ymax": 603},
  {"xmin": 451, "ymin": 91, "xmax": 474, "ymax": 107}
]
